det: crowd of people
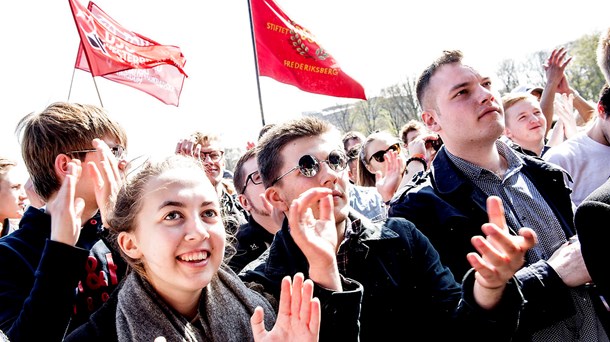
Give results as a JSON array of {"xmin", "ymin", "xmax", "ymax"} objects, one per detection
[{"xmin": 0, "ymin": 27, "xmax": 609, "ymax": 342}]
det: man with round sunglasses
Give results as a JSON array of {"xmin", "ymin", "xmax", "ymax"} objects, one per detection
[
  {"xmin": 228, "ymin": 148, "xmax": 282, "ymax": 273},
  {"xmin": 239, "ymin": 116, "xmax": 537, "ymax": 341}
]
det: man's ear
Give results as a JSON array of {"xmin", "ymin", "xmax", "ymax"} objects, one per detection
[
  {"xmin": 265, "ymin": 186, "xmax": 289, "ymax": 212},
  {"xmin": 237, "ymin": 193, "xmax": 252, "ymax": 211},
  {"xmin": 53, "ymin": 154, "xmax": 73, "ymax": 181},
  {"xmin": 421, "ymin": 110, "xmax": 440, "ymax": 133},
  {"xmin": 118, "ymin": 231, "xmax": 142, "ymax": 259},
  {"xmin": 504, "ymin": 127, "xmax": 514, "ymax": 139}
]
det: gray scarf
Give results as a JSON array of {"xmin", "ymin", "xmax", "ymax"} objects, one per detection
[{"xmin": 116, "ymin": 266, "xmax": 275, "ymax": 342}]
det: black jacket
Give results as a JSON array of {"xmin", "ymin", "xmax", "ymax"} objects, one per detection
[
  {"xmin": 240, "ymin": 211, "xmax": 525, "ymax": 341},
  {"xmin": 0, "ymin": 207, "xmax": 126, "ymax": 342},
  {"xmin": 388, "ymin": 146, "xmax": 606, "ymax": 338}
]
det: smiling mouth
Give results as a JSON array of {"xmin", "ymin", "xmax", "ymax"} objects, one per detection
[{"xmin": 177, "ymin": 251, "xmax": 209, "ymax": 262}]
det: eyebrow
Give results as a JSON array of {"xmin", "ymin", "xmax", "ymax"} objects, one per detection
[
  {"xmin": 158, "ymin": 200, "xmax": 216, "ymax": 210},
  {"xmin": 449, "ymin": 81, "xmax": 469, "ymax": 94}
]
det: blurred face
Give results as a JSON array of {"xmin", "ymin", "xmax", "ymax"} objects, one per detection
[
  {"xmin": 0, "ymin": 166, "xmax": 27, "ymax": 221},
  {"xmin": 124, "ymin": 167, "xmax": 225, "ymax": 303},
  {"xmin": 405, "ymin": 129, "xmax": 422, "ymax": 145},
  {"xmin": 364, "ymin": 138, "xmax": 406, "ymax": 176},
  {"xmin": 199, "ymin": 140, "xmax": 225, "ymax": 186},
  {"xmin": 504, "ymin": 97, "xmax": 547, "ymax": 147},
  {"xmin": 269, "ymin": 133, "xmax": 350, "ymax": 223},
  {"xmin": 423, "ymin": 62, "xmax": 504, "ymax": 150},
  {"xmin": 239, "ymin": 157, "xmax": 270, "ymax": 217}
]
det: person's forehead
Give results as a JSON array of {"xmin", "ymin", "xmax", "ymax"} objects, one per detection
[
  {"xmin": 242, "ymin": 157, "xmax": 258, "ymax": 175},
  {"xmin": 281, "ymin": 133, "xmax": 341, "ymax": 158},
  {"xmin": 200, "ymin": 140, "xmax": 224, "ymax": 151}
]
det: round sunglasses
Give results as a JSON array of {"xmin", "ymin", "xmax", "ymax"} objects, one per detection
[
  {"xmin": 368, "ymin": 143, "xmax": 401, "ymax": 163},
  {"xmin": 271, "ymin": 150, "xmax": 348, "ymax": 185}
]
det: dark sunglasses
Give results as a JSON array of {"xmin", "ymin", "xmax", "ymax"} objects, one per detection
[
  {"xmin": 66, "ymin": 145, "xmax": 125, "ymax": 160},
  {"xmin": 271, "ymin": 150, "xmax": 348, "ymax": 185},
  {"xmin": 368, "ymin": 143, "xmax": 401, "ymax": 163},
  {"xmin": 241, "ymin": 170, "xmax": 262, "ymax": 194}
]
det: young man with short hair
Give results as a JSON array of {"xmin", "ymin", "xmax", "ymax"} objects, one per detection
[
  {"xmin": 240, "ymin": 116, "xmax": 536, "ymax": 341},
  {"xmin": 0, "ymin": 102, "xmax": 129, "ymax": 341}
]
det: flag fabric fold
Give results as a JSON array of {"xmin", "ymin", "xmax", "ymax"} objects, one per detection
[
  {"xmin": 69, "ymin": 0, "xmax": 187, "ymax": 106},
  {"xmin": 250, "ymin": 0, "xmax": 366, "ymax": 100}
]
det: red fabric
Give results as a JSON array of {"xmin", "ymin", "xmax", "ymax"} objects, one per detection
[
  {"xmin": 70, "ymin": 0, "xmax": 187, "ymax": 106},
  {"xmin": 251, "ymin": 0, "xmax": 366, "ymax": 100}
]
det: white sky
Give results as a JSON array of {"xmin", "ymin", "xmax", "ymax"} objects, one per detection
[{"xmin": 1, "ymin": 0, "xmax": 609, "ymax": 164}]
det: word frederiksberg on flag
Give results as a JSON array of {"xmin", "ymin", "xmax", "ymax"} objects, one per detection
[
  {"xmin": 69, "ymin": 0, "xmax": 187, "ymax": 106},
  {"xmin": 251, "ymin": 0, "xmax": 366, "ymax": 100}
]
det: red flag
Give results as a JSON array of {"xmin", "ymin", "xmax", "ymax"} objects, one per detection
[
  {"xmin": 250, "ymin": 0, "xmax": 366, "ymax": 100},
  {"xmin": 69, "ymin": 0, "xmax": 187, "ymax": 106}
]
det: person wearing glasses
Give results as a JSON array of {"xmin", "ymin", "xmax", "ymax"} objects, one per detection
[
  {"xmin": 239, "ymin": 115, "xmax": 537, "ymax": 341},
  {"xmin": 176, "ymin": 132, "xmax": 248, "ymax": 234},
  {"xmin": 0, "ymin": 102, "xmax": 129, "ymax": 341},
  {"xmin": 228, "ymin": 148, "xmax": 282, "ymax": 273},
  {"xmin": 356, "ymin": 130, "xmax": 438, "ymax": 204}
]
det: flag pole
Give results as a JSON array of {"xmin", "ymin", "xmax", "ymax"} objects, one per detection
[{"xmin": 247, "ymin": 0, "xmax": 266, "ymax": 127}]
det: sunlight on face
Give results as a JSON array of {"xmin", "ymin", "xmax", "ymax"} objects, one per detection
[
  {"xmin": 0, "ymin": 166, "xmax": 27, "ymax": 221},
  {"xmin": 130, "ymin": 167, "xmax": 226, "ymax": 301}
]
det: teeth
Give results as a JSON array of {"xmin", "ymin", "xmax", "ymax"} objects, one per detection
[{"xmin": 178, "ymin": 251, "xmax": 208, "ymax": 262}]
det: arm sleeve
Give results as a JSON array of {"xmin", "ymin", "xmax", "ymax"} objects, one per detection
[{"xmin": 0, "ymin": 240, "xmax": 89, "ymax": 341}]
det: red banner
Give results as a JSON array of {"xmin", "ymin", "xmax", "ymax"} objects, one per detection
[
  {"xmin": 69, "ymin": 0, "xmax": 187, "ymax": 106},
  {"xmin": 250, "ymin": 0, "xmax": 366, "ymax": 100}
]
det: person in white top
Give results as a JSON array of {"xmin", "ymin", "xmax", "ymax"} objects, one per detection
[{"xmin": 543, "ymin": 84, "xmax": 610, "ymax": 206}]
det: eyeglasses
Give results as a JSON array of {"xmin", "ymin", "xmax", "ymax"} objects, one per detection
[
  {"xmin": 199, "ymin": 150, "xmax": 224, "ymax": 162},
  {"xmin": 271, "ymin": 150, "xmax": 348, "ymax": 186},
  {"xmin": 346, "ymin": 147, "xmax": 360, "ymax": 162},
  {"xmin": 66, "ymin": 145, "xmax": 125, "ymax": 160},
  {"xmin": 241, "ymin": 170, "xmax": 262, "ymax": 194},
  {"xmin": 368, "ymin": 143, "xmax": 401, "ymax": 163}
]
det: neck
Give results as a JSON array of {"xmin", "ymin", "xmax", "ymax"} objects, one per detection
[
  {"xmin": 587, "ymin": 120, "xmax": 610, "ymax": 146},
  {"xmin": 446, "ymin": 141, "xmax": 506, "ymax": 175},
  {"xmin": 251, "ymin": 213, "xmax": 281, "ymax": 235}
]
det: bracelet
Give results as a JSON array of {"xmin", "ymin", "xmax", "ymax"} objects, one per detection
[{"xmin": 406, "ymin": 156, "xmax": 427, "ymax": 171}]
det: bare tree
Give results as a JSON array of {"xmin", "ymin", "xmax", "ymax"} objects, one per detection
[
  {"xmin": 521, "ymin": 51, "xmax": 548, "ymax": 86},
  {"xmin": 354, "ymin": 97, "xmax": 387, "ymax": 135},
  {"xmin": 330, "ymin": 103, "xmax": 358, "ymax": 133},
  {"xmin": 496, "ymin": 59, "xmax": 519, "ymax": 94},
  {"xmin": 380, "ymin": 77, "xmax": 420, "ymax": 132},
  {"xmin": 565, "ymin": 32, "xmax": 605, "ymax": 101}
]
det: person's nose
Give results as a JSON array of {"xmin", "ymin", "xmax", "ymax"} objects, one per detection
[
  {"xmin": 319, "ymin": 161, "xmax": 340, "ymax": 186},
  {"xmin": 184, "ymin": 217, "xmax": 211, "ymax": 241},
  {"xmin": 478, "ymin": 86, "xmax": 496, "ymax": 105}
]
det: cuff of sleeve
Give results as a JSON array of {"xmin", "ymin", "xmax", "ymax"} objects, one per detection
[
  {"xmin": 37, "ymin": 239, "xmax": 90, "ymax": 285},
  {"xmin": 461, "ymin": 268, "xmax": 525, "ymax": 321},
  {"xmin": 314, "ymin": 276, "xmax": 363, "ymax": 341}
]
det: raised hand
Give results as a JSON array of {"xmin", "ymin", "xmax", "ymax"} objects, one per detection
[
  {"xmin": 467, "ymin": 196, "xmax": 537, "ymax": 309},
  {"xmin": 48, "ymin": 159, "xmax": 85, "ymax": 246},
  {"xmin": 554, "ymin": 93, "xmax": 578, "ymax": 139},
  {"xmin": 175, "ymin": 137, "xmax": 201, "ymax": 159},
  {"xmin": 251, "ymin": 273, "xmax": 321, "ymax": 342},
  {"xmin": 374, "ymin": 149, "xmax": 403, "ymax": 202},
  {"xmin": 544, "ymin": 47, "xmax": 572, "ymax": 91},
  {"xmin": 287, "ymin": 187, "xmax": 342, "ymax": 290},
  {"xmin": 87, "ymin": 139, "xmax": 124, "ymax": 227}
]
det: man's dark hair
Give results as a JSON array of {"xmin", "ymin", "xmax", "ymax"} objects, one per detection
[
  {"xmin": 233, "ymin": 148, "xmax": 256, "ymax": 195},
  {"xmin": 256, "ymin": 117, "xmax": 336, "ymax": 188}
]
